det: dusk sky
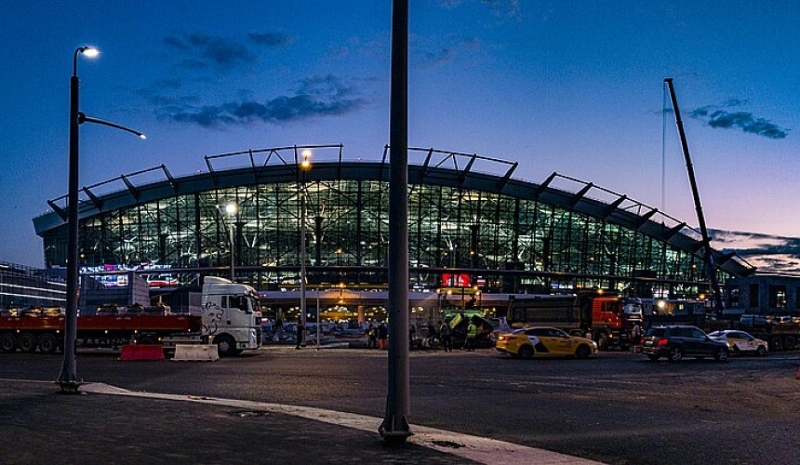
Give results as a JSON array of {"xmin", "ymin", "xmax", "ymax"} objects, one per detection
[{"xmin": 2, "ymin": 1, "xmax": 797, "ymax": 267}]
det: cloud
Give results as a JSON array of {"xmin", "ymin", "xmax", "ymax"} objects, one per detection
[
  {"xmin": 158, "ymin": 75, "xmax": 369, "ymax": 128},
  {"xmin": 164, "ymin": 32, "xmax": 256, "ymax": 69},
  {"xmin": 247, "ymin": 31, "xmax": 294, "ymax": 46},
  {"xmin": 164, "ymin": 30, "xmax": 293, "ymax": 70},
  {"xmin": 418, "ymin": 35, "xmax": 481, "ymax": 68},
  {"xmin": 136, "ymin": 78, "xmax": 205, "ymax": 107},
  {"xmin": 480, "ymin": 0, "xmax": 521, "ymax": 19},
  {"xmin": 438, "ymin": 0, "xmax": 521, "ymax": 19},
  {"xmin": 710, "ymin": 229, "xmax": 800, "ymax": 274},
  {"xmin": 690, "ymin": 101, "xmax": 789, "ymax": 139}
]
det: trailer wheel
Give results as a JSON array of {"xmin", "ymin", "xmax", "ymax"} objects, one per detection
[
  {"xmin": 0, "ymin": 333, "xmax": 16, "ymax": 352},
  {"xmin": 770, "ymin": 337, "xmax": 783, "ymax": 351},
  {"xmin": 18, "ymin": 333, "xmax": 38, "ymax": 353},
  {"xmin": 38, "ymin": 334, "xmax": 59, "ymax": 354},
  {"xmin": 785, "ymin": 336, "xmax": 797, "ymax": 350}
]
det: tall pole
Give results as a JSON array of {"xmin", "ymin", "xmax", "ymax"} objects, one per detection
[
  {"xmin": 380, "ymin": 0, "xmax": 412, "ymax": 443},
  {"xmin": 300, "ymin": 193, "xmax": 307, "ymax": 344},
  {"xmin": 298, "ymin": 151, "xmax": 311, "ymax": 346},
  {"xmin": 664, "ymin": 78, "xmax": 724, "ymax": 315},
  {"xmin": 229, "ymin": 223, "xmax": 235, "ymax": 281},
  {"xmin": 316, "ymin": 287, "xmax": 320, "ymax": 350},
  {"xmin": 57, "ymin": 47, "xmax": 143, "ymax": 394},
  {"xmin": 218, "ymin": 202, "xmax": 237, "ymax": 281},
  {"xmin": 57, "ymin": 48, "xmax": 86, "ymax": 393}
]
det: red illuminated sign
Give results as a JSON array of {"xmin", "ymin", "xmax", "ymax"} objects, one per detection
[{"xmin": 441, "ymin": 273, "xmax": 471, "ymax": 287}]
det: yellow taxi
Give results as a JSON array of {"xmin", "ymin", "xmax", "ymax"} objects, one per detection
[
  {"xmin": 707, "ymin": 330, "xmax": 768, "ymax": 356},
  {"xmin": 495, "ymin": 326, "xmax": 597, "ymax": 359}
]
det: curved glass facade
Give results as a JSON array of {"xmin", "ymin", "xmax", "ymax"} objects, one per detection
[{"xmin": 42, "ymin": 176, "xmax": 716, "ymax": 298}]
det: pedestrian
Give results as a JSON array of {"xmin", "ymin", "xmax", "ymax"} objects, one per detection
[
  {"xmin": 439, "ymin": 320, "xmax": 452, "ymax": 352},
  {"xmin": 367, "ymin": 323, "xmax": 377, "ymax": 349},
  {"xmin": 274, "ymin": 317, "xmax": 284, "ymax": 341},
  {"xmin": 427, "ymin": 319, "xmax": 437, "ymax": 349},
  {"xmin": 378, "ymin": 321, "xmax": 389, "ymax": 350},
  {"xmin": 295, "ymin": 319, "xmax": 305, "ymax": 349},
  {"xmin": 465, "ymin": 318, "xmax": 477, "ymax": 351}
]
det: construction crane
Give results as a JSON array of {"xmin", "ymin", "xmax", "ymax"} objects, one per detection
[{"xmin": 664, "ymin": 77, "xmax": 724, "ymax": 316}]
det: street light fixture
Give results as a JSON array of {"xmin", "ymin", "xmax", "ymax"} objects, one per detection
[{"xmin": 57, "ymin": 46, "xmax": 146, "ymax": 394}]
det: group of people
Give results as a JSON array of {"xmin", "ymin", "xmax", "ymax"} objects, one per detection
[
  {"xmin": 365, "ymin": 317, "xmax": 479, "ymax": 352},
  {"xmin": 366, "ymin": 321, "xmax": 389, "ymax": 349},
  {"xmin": 416, "ymin": 319, "xmax": 455, "ymax": 352},
  {"xmin": 283, "ymin": 316, "xmax": 479, "ymax": 351}
]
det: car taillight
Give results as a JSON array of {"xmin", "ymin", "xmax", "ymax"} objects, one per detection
[{"xmin": 657, "ymin": 338, "xmax": 669, "ymax": 347}]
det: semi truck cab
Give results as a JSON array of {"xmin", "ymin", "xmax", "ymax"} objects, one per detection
[{"xmin": 200, "ymin": 276, "xmax": 262, "ymax": 356}]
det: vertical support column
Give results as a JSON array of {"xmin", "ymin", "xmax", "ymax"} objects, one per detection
[{"xmin": 380, "ymin": 0, "xmax": 412, "ymax": 444}]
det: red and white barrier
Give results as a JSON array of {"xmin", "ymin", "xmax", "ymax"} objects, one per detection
[{"xmin": 118, "ymin": 344, "xmax": 165, "ymax": 361}]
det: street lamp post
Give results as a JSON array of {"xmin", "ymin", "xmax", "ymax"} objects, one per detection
[
  {"xmin": 299, "ymin": 150, "xmax": 311, "ymax": 346},
  {"xmin": 300, "ymin": 193, "xmax": 307, "ymax": 345},
  {"xmin": 380, "ymin": 0, "xmax": 412, "ymax": 443},
  {"xmin": 57, "ymin": 46, "xmax": 145, "ymax": 393},
  {"xmin": 316, "ymin": 285, "xmax": 321, "ymax": 350}
]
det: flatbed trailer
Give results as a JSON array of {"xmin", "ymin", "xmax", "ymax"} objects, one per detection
[{"xmin": 0, "ymin": 313, "xmax": 203, "ymax": 353}]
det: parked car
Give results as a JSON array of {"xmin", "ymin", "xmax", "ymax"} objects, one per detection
[
  {"xmin": 495, "ymin": 326, "xmax": 597, "ymax": 359},
  {"xmin": 641, "ymin": 325, "xmax": 729, "ymax": 362},
  {"xmin": 707, "ymin": 330, "xmax": 768, "ymax": 356}
]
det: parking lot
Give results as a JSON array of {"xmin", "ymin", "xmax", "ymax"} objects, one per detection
[{"xmin": 2, "ymin": 345, "xmax": 799, "ymax": 464}]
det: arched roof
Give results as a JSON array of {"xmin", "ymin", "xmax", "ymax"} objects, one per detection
[{"xmin": 34, "ymin": 145, "xmax": 755, "ymax": 278}]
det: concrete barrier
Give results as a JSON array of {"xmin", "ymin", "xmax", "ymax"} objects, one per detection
[
  {"xmin": 118, "ymin": 344, "xmax": 165, "ymax": 361},
  {"xmin": 172, "ymin": 344, "xmax": 219, "ymax": 362}
]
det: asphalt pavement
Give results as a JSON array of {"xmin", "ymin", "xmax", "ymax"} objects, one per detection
[{"xmin": 0, "ymin": 347, "xmax": 603, "ymax": 465}]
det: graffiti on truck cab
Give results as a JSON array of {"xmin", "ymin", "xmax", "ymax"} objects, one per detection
[{"xmin": 202, "ymin": 301, "xmax": 224, "ymax": 335}]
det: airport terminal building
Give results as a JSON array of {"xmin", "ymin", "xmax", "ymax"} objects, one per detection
[{"xmin": 32, "ymin": 145, "xmax": 756, "ymax": 320}]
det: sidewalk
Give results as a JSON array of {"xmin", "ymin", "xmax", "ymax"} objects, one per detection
[{"xmin": 0, "ymin": 379, "xmax": 602, "ymax": 465}]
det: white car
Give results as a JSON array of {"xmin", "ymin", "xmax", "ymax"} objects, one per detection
[{"xmin": 707, "ymin": 330, "xmax": 768, "ymax": 356}]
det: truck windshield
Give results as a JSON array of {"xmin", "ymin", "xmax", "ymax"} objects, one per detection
[
  {"xmin": 250, "ymin": 295, "xmax": 262, "ymax": 315},
  {"xmin": 623, "ymin": 301, "xmax": 643, "ymax": 317}
]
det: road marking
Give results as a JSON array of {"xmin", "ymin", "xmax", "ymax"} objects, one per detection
[{"xmin": 83, "ymin": 382, "xmax": 604, "ymax": 465}]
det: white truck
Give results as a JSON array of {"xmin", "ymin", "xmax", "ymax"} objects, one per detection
[
  {"xmin": 164, "ymin": 276, "xmax": 262, "ymax": 356},
  {"xmin": 2, "ymin": 276, "xmax": 262, "ymax": 357}
]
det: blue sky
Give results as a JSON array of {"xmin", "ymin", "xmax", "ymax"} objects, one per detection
[{"xmin": 2, "ymin": 0, "xmax": 798, "ymax": 267}]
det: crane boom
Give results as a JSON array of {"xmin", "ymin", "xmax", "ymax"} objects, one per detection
[{"xmin": 664, "ymin": 77, "xmax": 724, "ymax": 315}]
